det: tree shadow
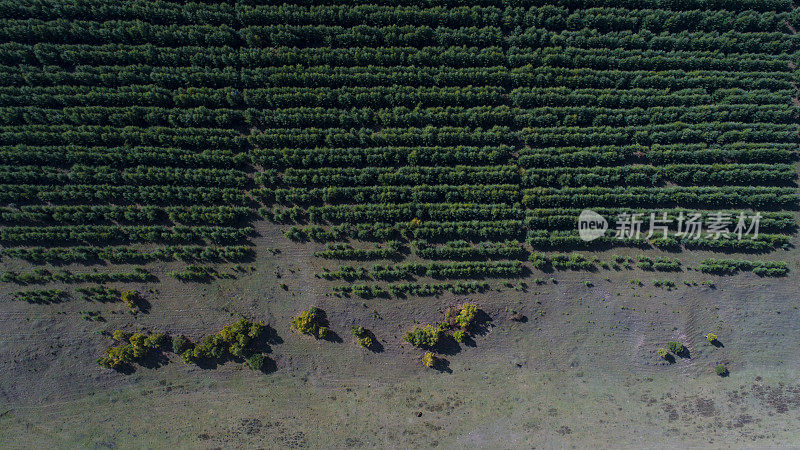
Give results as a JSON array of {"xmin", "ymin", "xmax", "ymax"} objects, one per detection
[
  {"xmin": 112, "ymin": 363, "xmax": 136, "ymax": 375},
  {"xmin": 195, "ymin": 357, "xmax": 221, "ymax": 370},
  {"xmin": 367, "ymin": 338, "xmax": 384, "ymax": 353},
  {"xmin": 359, "ymin": 329, "xmax": 383, "ymax": 353},
  {"xmin": 711, "ymin": 340, "xmax": 724, "ymax": 348},
  {"xmin": 433, "ymin": 335, "xmax": 461, "ymax": 356},
  {"xmin": 471, "ymin": 309, "xmax": 493, "ymax": 337},
  {"xmin": 133, "ymin": 296, "xmax": 151, "ymax": 314},
  {"xmin": 322, "ymin": 330, "xmax": 343, "ymax": 343},
  {"xmin": 262, "ymin": 325, "xmax": 283, "ymax": 345},
  {"xmin": 433, "ymin": 357, "xmax": 452, "ymax": 374},
  {"xmin": 663, "ymin": 354, "xmax": 676, "ymax": 364},
  {"xmin": 254, "ymin": 356, "xmax": 277, "ymax": 374},
  {"xmin": 138, "ymin": 351, "xmax": 170, "ymax": 369},
  {"xmin": 676, "ymin": 347, "xmax": 691, "ymax": 359}
]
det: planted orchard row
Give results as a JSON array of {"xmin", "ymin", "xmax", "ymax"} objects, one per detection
[
  {"xmin": 2, "ymin": 245, "xmax": 253, "ymax": 264},
  {"xmin": 520, "ymin": 143, "xmax": 796, "ymax": 167},
  {"xmin": 0, "ymin": 267, "xmax": 153, "ymax": 284},
  {"xmin": 0, "ymin": 145, "xmax": 247, "ymax": 169},
  {"xmin": 0, "ymin": 185, "xmax": 247, "ymax": 206},
  {"xmin": 318, "ymin": 261, "xmax": 523, "ymax": 281},
  {"xmin": 0, "ymin": 225, "xmax": 252, "ymax": 245}
]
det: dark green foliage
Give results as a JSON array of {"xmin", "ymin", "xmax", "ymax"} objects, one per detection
[
  {"xmin": 169, "ymin": 265, "xmax": 216, "ymax": 282},
  {"xmin": 1, "ymin": 0, "xmax": 797, "ymax": 313},
  {"xmin": 699, "ymin": 259, "xmax": 788, "ymax": 277},
  {"xmin": 246, "ymin": 353, "xmax": 268, "ymax": 371},
  {"xmin": 12, "ymin": 289, "xmax": 67, "ymax": 304},
  {"xmin": 667, "ymin": 341, "xmax": 684, "ymax": 354}
]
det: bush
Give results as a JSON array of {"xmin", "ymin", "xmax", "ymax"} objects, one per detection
[
  {"xmin": 705, "ymin": 333, "xmax": 718, "ymax": 343},
  {"xmin": 404, "ymin": 325, "xmax": 444, "ymax": 348},
  {"xmin": 143, "ymin": 333, "xmax": 166, "ymax": 349},
  {"xmin": 290, "ymin": 307, "xmax": 328, "ymax": 338},
  {"xmin": 455, "ymin": 303, "xmax": 478, "ymax": 330},
  {"xmin": 120, "ymin": 290, "xmax": 138, "ymax": 310},
  {"xmin": 350, "ymin": 325, "xmax": 374, "ymax": 348},
  {"xmin": 715, "ymin": 363, "xmax": 729, "ymax": 376},
  {"xmin": 667, "ymin": 341, "xmax": 684, "ymax": 354},
  {"xmin": 657, "ymin": 348, "xmax": 669, "ymax": 359},
  {"xmin": 246, "ymin": 353, "xmax": 268, "ymax": 371},
  {"xmin": 97, "ymin": 330, "xmax": 166, "ymax": 370},
  {"xmin": 452, "ymin": 330, "xmax": 466, "ymax": 342},
  {"xmin": 181, "ymin": 319, "xmax": 265, "ymax": 364}
]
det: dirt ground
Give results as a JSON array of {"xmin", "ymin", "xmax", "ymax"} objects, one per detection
[{"xmin": 1, "ymin": 219, "xmax": 800, "ymax": 447}]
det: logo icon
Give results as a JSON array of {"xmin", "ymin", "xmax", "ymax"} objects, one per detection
[{"xmin": 578, "ymin": 210, "xmax": 608, "ymax": 242}]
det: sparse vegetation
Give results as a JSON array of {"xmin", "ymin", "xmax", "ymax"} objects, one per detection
[{"xmin": 12, "ymin": 289, "xmax": 68, "ymax": 304}]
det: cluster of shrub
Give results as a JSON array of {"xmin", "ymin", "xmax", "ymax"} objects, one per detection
[
  {"xmin": 98, "ymin": 319, "xmax": 270, "ymax": 372},
  {"xmin": 404, "ymin": 303, "xmax": 479, "ymax": 349}
]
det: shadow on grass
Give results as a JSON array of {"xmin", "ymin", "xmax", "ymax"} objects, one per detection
[{"xmin": 433, "ymin": 357, "xmax": 452, "ymax": 374}]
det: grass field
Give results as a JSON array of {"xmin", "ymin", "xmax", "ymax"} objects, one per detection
[{"xmin": 2, "ymin": 0, "xmax": 800, "ymax": 447}]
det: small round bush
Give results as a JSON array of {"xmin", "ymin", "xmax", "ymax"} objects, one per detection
[{"xmin": 246, "ymin": 353, "xmax": 267, "ymax": 371}]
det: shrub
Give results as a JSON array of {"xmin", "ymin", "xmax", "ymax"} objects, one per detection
[
  {"xmin": 715, "ymin": 363, "xmax": 729, "ymax": 376},
  {"xmin": 667, "ymin": 341, "xmax": 684, "ymax": 354},
  {"xmin": 291, "ymin": 307, "xmax": 328, "ymax": 338},
  {"xmin": 97, "ymin": 330, "xmax": 166, "ymax": 370},
  {"xmin": 422, "ymin": 352, "xmax": 436, "ymax": 368},
  {"xmin": 657, "ymin": 348, "xmax": 669, "ymax": 359},
  {"xmin": 455, "ymin": 303, "xmax": 478, "ymax": 330},
  {"xmin": 120, "ymin": 290, "xmax": 138, "ymax": 310},
  {"xmin": 246, "ymin": 353, "xmax": 268, "ymax": 371},
  {"xmin": 143, "ymin": 333, "xmax": 166, "ymax": 350},
  {"xmin": 705, "ymin": 333, "xmax": 718, "ymax": 343},
  {"xmin": 403, "ymin": 325, "xmax": 444, "ymax": 348},
  {"xmin": 350, "ymin": 325, "xmax": 373, "ymax": 348},
  {"xmin": 182, "ymin": 319, "xmax": 265, "ymax": 364},
  {"xmin": 452, "ymin": 330, "xmax": 466, "ymax": 342}
]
